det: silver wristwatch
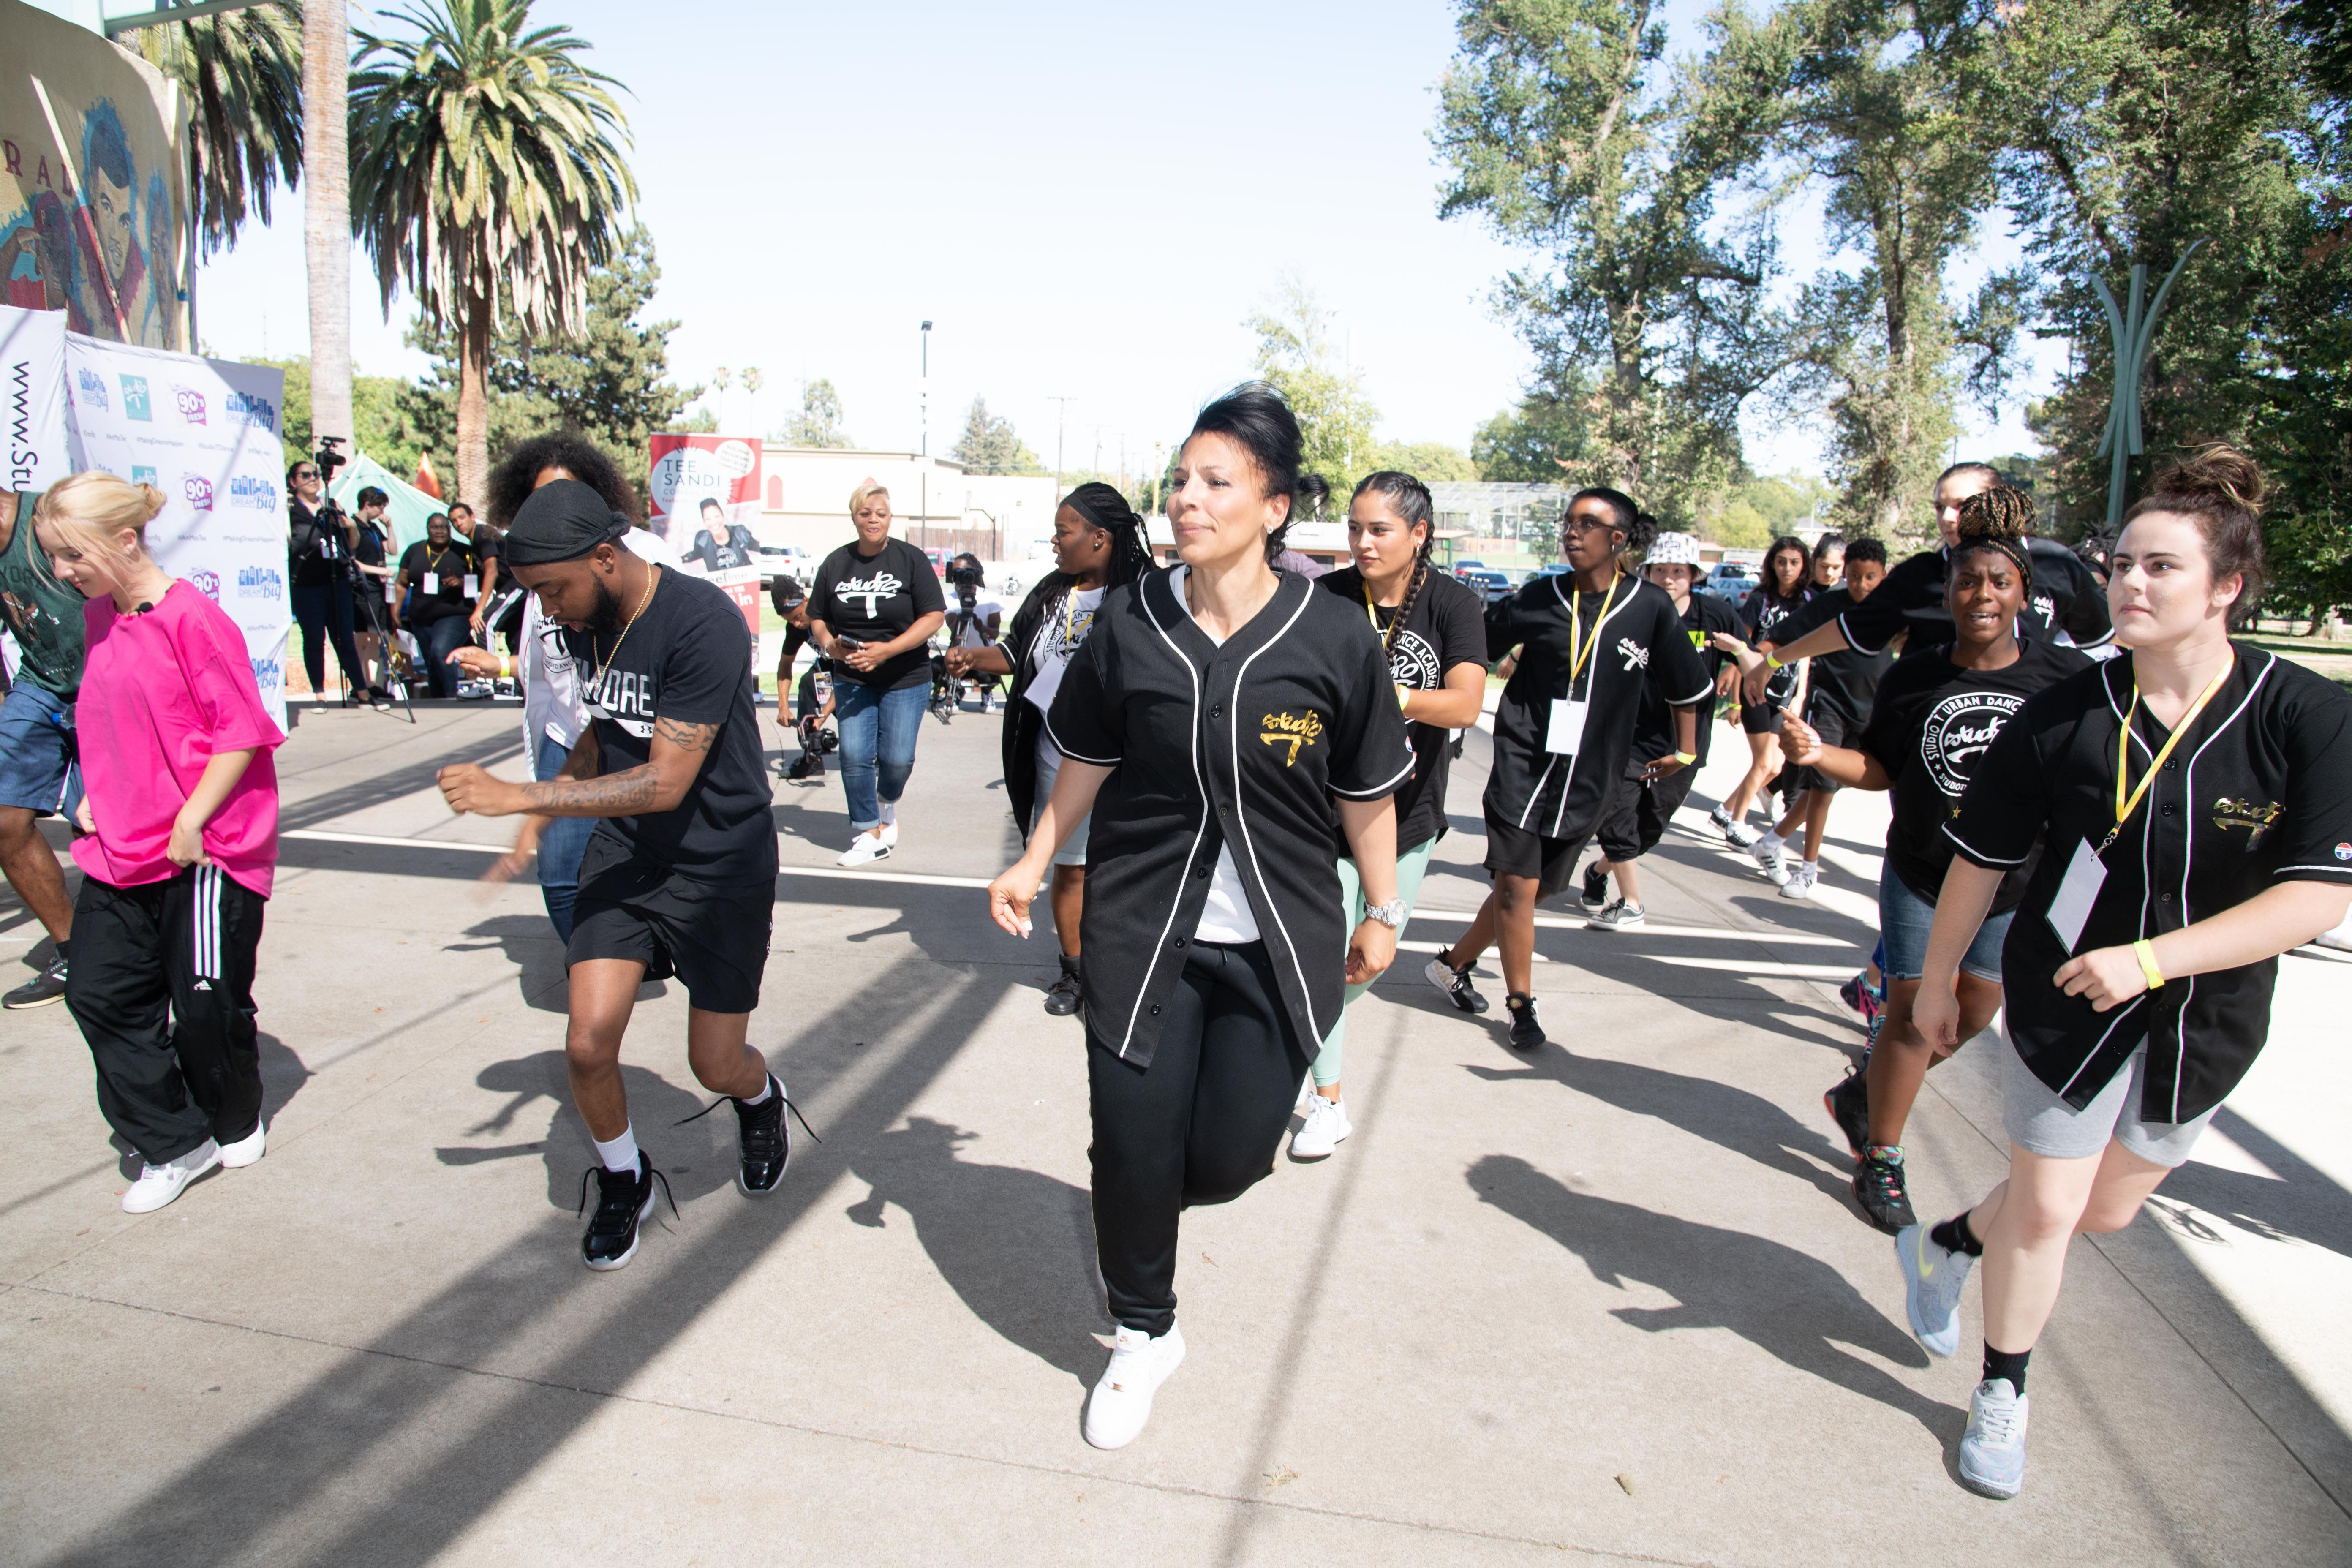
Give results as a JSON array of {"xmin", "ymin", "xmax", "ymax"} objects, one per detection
[{"xmin": 1363, "ymin": 898, "xmax": 1408, "ymax": 929}]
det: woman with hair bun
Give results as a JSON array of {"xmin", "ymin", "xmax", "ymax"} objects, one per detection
[
  {"xmin": 947, "ymin": 481, "xmax": 1155, "ymax": 1015},
  {"xmin": 35, "ymin": 472, "xmax": 284, "ymax": 1215},
  {"xmin": 1892, "ymin": 447, "xmax": 2352, "ymax": 1500},
  {"xmin": 1777, "ymin": 489, "xmax": 2088, "ymax": 1233},
  {"xmin": 983, "ymin": 383, "xmax": 1414, "ymax": 1450}
]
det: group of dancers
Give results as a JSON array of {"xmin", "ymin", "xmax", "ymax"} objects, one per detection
[{"xmin": 13, "ymin": 379, "xmax": 2348, "ymax": 1501}]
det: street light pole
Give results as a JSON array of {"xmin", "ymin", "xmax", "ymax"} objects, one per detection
[
  {"xmin": 920, "ymin": 319, "xmax": 932, "ymax": 550},
  {"xmin": 1048, "ymin": 395, "xmax": 1075, "ymax": 498}
]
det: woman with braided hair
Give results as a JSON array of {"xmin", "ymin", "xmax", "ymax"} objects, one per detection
[
  {"xmin": 1291, "ymin": 472, "xmax": 1486, "ymax": 1157},
  {"xmin": 948, "ymin": 482, "xmax": 1153, "ymax": 1015}
]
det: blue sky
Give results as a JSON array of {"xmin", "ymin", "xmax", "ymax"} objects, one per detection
[{"xmin": 191, "ymin": 0, "xmax": 2054, "ymax": 480}]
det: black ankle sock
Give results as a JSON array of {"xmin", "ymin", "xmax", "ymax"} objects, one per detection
[
  {"xmin": 1983, "ymin": 1344, "xmax": 2030, "ymax": 1393},
  {"xmin": 53, "ymin": 939, "xmax": 70, "ymax": 963},
  {"xmin": 1931, "ymin": 1212, "xmax": 1983, "ymax": 1257},
  {"xmin": 1506, "ymin": 991, "xmax": 1534, "ymax": 1010},
  {"xmin": 1059, "ymin": 953, "xmax": 1081, "ymax": 977}
]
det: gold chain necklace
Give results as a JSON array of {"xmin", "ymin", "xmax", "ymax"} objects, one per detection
[{"xmin": 591, "ymin": 567, "xmax": 660, "ymax": 689}]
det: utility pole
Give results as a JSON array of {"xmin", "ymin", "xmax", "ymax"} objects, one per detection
[
  {"xmin": 919, "ymin": 320, "xmax": 932, "ymax": 549},
  {"xmin": 1048, "ymin": 395, "xmax": 1076, "ymax": 496}
]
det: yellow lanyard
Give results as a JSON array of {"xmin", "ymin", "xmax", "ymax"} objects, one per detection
[
  {"xmin": 1565, "ymin": 573, "xmax": 1622, "ymax": 693},
  {"xmin": 2103, "ymin": 654, "xmax": 2234, "ymax": 854},
  {"xmin": 1062, "ymin": 585, "xmax": 1094, "ymax": 649}
]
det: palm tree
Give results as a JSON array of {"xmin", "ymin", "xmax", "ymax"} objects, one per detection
[
  {"xmin": 122, "ymin": 2, "xmax": 305, "ymax": 258},
  {"xmin": 302, "ymin": 0, "xmax": 351, "ymax": 460},
  {"xmin": 348, "ymin": 0, "xmax": 635, "ymax": 505}
]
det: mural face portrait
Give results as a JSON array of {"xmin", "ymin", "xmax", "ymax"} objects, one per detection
[{"xmin": 83, "ymin": 107, "xmax": 137, "ymax": 284}]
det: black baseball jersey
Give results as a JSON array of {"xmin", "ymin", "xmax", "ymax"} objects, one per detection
[
  {"xmin": 1742, "ymin": 586, "xmax": 1812, "ymax": 708},
  {"xmin": 1045, "ymin": 567, "xmax": 1415, "ymax": 1068},
  {"xmin": 1946, "ymin": 645, "xmax": 2352, "ymax": 1122},
  {"xmin": 1630, "ymin": 590, "xmax": 1742, "ymax": 770},
  {"xmin": 1782, "ymin": 544, "xmax": 2111, "ymax": 656},
  {"xmin": 1483, "ymin": 574, "xmax": 1713, "ymax": 840}
]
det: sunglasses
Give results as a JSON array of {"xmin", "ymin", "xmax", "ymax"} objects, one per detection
[{"xmin": 294, "ymin": 469, "xmax": 318, "ymax": 479}]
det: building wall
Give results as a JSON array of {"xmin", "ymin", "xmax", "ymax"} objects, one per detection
[{"xmin": 757, "ymin": 444, "xmax": 1060, "ymax": 562}]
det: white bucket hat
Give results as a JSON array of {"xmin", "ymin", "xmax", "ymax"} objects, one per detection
[{"xmin": 1647, "ymin": 531, "xmax": 1702, "ymax": 567}]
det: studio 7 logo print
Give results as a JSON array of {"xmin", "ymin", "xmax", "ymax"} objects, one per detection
[
  {"xmin": 833, "ymin": 570, "xmax": 904, "ymax": 618},
  {"xmin": 1616, "ymin": 637, "xmax": 1649, "ymax": 671},
  {"xmin": 1260, "ymin": 710, "xmax": 1324, "ymax": 766},
  {"xmin": 1919, "ymin": 690, "xmax": 2023, "ymax": 796}
]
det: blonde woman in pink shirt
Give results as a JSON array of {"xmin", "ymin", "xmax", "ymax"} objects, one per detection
[{"xmin": 36, "ymin": 472, "xmax": 283, "ymax": 1215}]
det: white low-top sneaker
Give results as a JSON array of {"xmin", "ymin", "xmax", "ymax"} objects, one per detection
[
  {"xmin": 836, "ymin": 833, "xmax": 892, "ymax": 868},
  {"xmin": 877, "ymin": 819, "xmax": 899, "ymax": 849},
  {"xmin": 122, "ymin": 1140, "xmax": 222, "ymax": 1214},
  {"xmin": 1779, "ymin": 861, "xmax": 1818, "ymax": 900},
  {"xmin": 1290, "ymin": 1094, "xmax": 1351, "ymax": 1159},
  {"xmin": 1958, "ymin": 1379, "xmax": 2031, "ymax": 1499},
  {"xmin": 1750, "ymin": 835, "xmax": 1791, "ymax": 885},
  {"xmin": 1895, "ymin": 1222, "xmax": 1975, "ymax": 1358},
  {"xmin": 1083, "ymin": 1320, "xmax": 1186, "ymax": 1449},
  {"xmin": 218, "ymin": 1119, "xmax": 267, "ymax": 1168}
]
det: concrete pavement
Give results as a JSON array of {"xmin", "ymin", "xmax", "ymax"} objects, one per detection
[{"xmin": 1, "ymin": 699, "xmax": 2347, "ymax": 1566}]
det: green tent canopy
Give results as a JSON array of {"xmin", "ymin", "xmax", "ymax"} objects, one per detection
[{"xmin": 327, "ymin": 451, "xmax": 446, "ymax": 555}]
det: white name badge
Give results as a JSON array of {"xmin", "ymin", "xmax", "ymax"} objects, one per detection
[
  {"xmin": 464, "ymin": 574, "xmax": 480, "ymax": 597},
  {"xmin": 1025, "ymin": 654, "xmax": 1070, "ymax": 715},
  {"xmin": 1545, "ymin": 697, "xmax": 1591, "ymax": 757},
  {"xmin": 2045, "ymin": 839, "xmax": 2108, "ymax": 953},
  {"xmin": 422, "ymin": 572, "xmax": 438, "ymax": 594}
]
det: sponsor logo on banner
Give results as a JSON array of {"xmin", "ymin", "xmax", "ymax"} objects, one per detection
[
  {"xmin": 225, "ymin": 391, "xmax": 276, "ymax": 432},
  {"xmin": 251, "ymin": 655, "xmax": 282, "ymax": 690},
  {"xmin": 182, "ymin": 474, "xmax": 215, "ymax": 511},
  {"xmin": 228, "ymin": 474, "xmax": 278, "ymax": 511},
  {"xmin": 236, "ymin": 565, "xmax": 284, "ymax": 601},
  {"xmin": 119, "ymin": 375, "xmax": 152, "ymax": 420},
  {"xmin": 174, "ymin": 386, "xmax": 208, "ymax": 425},
  {"xmin": 74, "ymin": 368, "xmax": 109, "ymax": 412},
  {"xmin": 130, "ymin": 465, "xmax": 157, "ymax": 487},
  {"xmin": 189, "ymin": 570, "xmax": 222, "ymax": 602}
]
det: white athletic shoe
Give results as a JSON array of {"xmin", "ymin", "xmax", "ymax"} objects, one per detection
[
  {"xmin": 1083, "ymin": 1320, "xmax": 1186, "ymax": 1449},
  {"xmin": 877, "ymin": 819, "xmax": 900, "ymax": 849},
  {"xmin": 1290, "ymin": 1094, "xmax": 1351, "ymax": 1159},
  {"xmin": 218, "ymin": 1119, "xmax": 267, "ymax": 1168},
  {"xmin": 1750, "ymin": 833, "xmax": 1790, "ymax": 885},
  {"xmin": 836, "ymin": 833, "xmax": 892, "ymax": 868},
  {"xmin": 1779, "ymin": 861, "xmax": 1818, "ymax": 900},
  {"xmin": 1958, "ymin": 1379, "xmax": 2031, "ymax": 1499},
  {"xmin": 1709, "ymin": 804, "xmax": 1760, "ymax": 848},
  {"xmin": 122, "ymin": 1140, "xmax": 222, "ymax": 1214},
  {"xmin": 1587, "ymin": 897, "xmax": 1647, "ymax": 930}
]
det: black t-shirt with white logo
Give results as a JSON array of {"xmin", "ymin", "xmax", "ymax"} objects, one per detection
[
  {"xmin": 810, "ymin": 536, "xmax": 947, "ymax": 690},
  {"xmin": 1859, "ymin": 638, "xmax": 2088, "ymax": 912},
  {"xmin": 558, "ymin": 566, "xmax": 778, "ymax": 887},
  {"xmin": 1317, "ymin": 565, "xmax": 1489, "ymax": 854}
]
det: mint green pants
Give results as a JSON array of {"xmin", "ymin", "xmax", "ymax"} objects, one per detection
[{"xmin": 1312, "ymin": 838, "xmax": 1436, "ymax": 1088}]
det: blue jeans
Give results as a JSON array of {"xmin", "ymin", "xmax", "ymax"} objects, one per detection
[
  {"xmin": 417, "ymin": 615, "xmax": 474, "ymax": 698},
  {"xmin": 1878, "ymin": 864, "xmax": 2009, "ymax": 982},
  {"xmin": 534, "ymin": 731, "xmax": 595, "ymax": 944},
  {"xmin": 835, "ymin": 681, "xmax": 926, "ymax": 830}
]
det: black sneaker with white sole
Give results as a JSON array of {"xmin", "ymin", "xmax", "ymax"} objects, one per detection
[
  {"xmin": 1823, "ymin": 1070, "xmax": 1871, "ymax": 1161},
  {"xmin": 678, "ymin": 1074, "xmax": 821, "ymax": 1196},
  {"xmin": 1853, "ymin": 1149, "xmax": 1917, "ymax": 1233},
  {"xmin": 3, "ymin": 954, "xmax": 67, "ymax": 1009},
  {"xmin": 1424, "ymin": 955, "xmax": 1491, "ymax": 1015},
  {"xmin": 1580, "ymin": 860, "xmax": 1611, "ymax": 912},
  {"xmin": 578, "ymin": 1153, "xmax": 674, "ymax": 1271},
  {"xmin": 1505, "ymin": 992, "xmax": 1545, "ymax": 1050}
]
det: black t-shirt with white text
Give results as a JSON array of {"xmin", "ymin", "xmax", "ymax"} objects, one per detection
[
  {"xmin": 559, "ymin": 566, "xmax": 777, "ymax": 887},
  {"xmin": 1858, "ymin": 637, "xmax": 2088, "ymax": 912},
  {"xmin": 1742, "ymin": 587, "xmax": 1810, "ymax": 708},
  {"xmin": 1317, "ymin": 565, "xmax": 1489, "ymax": 853},
  {"xmin": 811, "ymin": 536, "xmax": 947, "ymax": 690}
]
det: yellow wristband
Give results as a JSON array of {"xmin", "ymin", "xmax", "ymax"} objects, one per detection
[
  {"xmin": 1764, "ymin": 652, "xmax": 1784, "ymax": 671},
  {"xmin": 498, "ymin": 654, "xmax": 513, "ymax": 680},
  {"xmin": 2132, "ymin": 939, "xmax": 2165, "ymax": 990},
  {"xmin": 1674, "ymin": 751, "xmax": 1696, "ymax": 765}
]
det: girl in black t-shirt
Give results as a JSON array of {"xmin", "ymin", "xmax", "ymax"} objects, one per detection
[
  {"xmin": 392, "ymin": 513, "xmax": 481, "ymax": 699},
  {"xmin": 1894, "ymin": 449, "xmax": 2352, "ymax": 1501},
  {"xmin": 1778, "ymin": 493, "xmax": 2086, "ymax": 1233},
  {"xmin": 1712, "ymin": 536, "xmax": 1811, "ymax": 845}
]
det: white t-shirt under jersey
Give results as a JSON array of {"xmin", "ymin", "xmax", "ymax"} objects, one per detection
[{"xmin": 1170, "ymin": 565, "xmax": 1261, "ymax": 944}]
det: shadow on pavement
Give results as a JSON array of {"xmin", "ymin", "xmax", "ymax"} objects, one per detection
[
  {"xmin": 445, "ymin": 915, "xmax": 569, "ymax": 1013},
  {"xmin": 433, "ymin": 1050, "xmax": 751, "ymax": 1209},
  {"xmin": 2153, "ymin": 1107, "xmax": 2352, "ymax": 1260},
  {"xmin": 1469, "ymin": 1154, "xmax": 1954, "ymax": 1440},
  {"xmin": 844, "ymin": 1115, "xmax": 1103, "ymax": 1382}
]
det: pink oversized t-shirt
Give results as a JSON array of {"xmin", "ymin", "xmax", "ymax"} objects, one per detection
[{"xmin": 71, "ymin": 580, "xmax": 283, "ymax": 898}]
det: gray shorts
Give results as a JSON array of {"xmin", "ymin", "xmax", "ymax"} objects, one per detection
[
  {"xmin": 2002, "ymin": 1036, "xmax": 2217, "ymax": 1168},
  {"xmin": 1031, "ymin": 743, "xmax": 1091, "ymax": 869}
]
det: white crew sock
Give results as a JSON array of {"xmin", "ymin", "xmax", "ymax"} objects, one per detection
[
  {"xmin": 593, "ymin": 1123, "xmax": 640, "ymax": 1174},
  {"xmin": 1758, "ymin": 829, "xmax": 1786, "ymax": 850},
  {"xmin": 879, "ymin": 799, "xmax": 897, "ymax": 826},
  {"xmin": 736, "ymin": 1074, "xmax": 775, "ymax": 1106}
]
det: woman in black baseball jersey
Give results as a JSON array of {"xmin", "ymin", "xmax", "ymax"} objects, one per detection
[
  {"xmin": 1710, "ymin": 536, "xmax": 1811, "ymax": 847},
  {"xmin": 1893, "ymin": 449, "xmax": 2352, "ymax": 1500},
  {"xmin": 947, "ymin": 482, "xmax": 1154, "ymax": 1015},
  {"xmin": 1777, "ymin": 491, "xmax": 2088, "ymax": 1232},
  {"xmin": 985, "ymin": 385, "xmax": 1413, "ymax": 1451},
  {"xmin": 1424, "ymin": 488, "xmax": 1713, "ymax": 1045}
]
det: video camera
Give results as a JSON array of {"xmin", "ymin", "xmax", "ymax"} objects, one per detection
[
  {"xmin": 315, "ymin": 434, "xmax": 348, "ymax": 485},
  {"xmin": 948, "ymin": 561, "xmax": 983, "ymax": 591}
]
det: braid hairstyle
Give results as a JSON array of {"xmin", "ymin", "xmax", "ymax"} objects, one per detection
[
  {"xmin": 1047, "ymin": 481, "xmax": 1152, "ymax": 652},
  {"xmin": 1951, "ymin": 486, "xmax": 2036, "ymax": 590},
  {"xmin": 1353, "ymin": 470, "xmax": 1436, "ymax": 657}
]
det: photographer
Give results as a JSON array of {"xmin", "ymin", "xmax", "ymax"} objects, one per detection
[
  {"xmin": 770, "ymin": 575, "xmax": 837, "ymax": 781},
  {"xmin": 286, "ymin": 453, "xmax": 376, "ymax": 703},
  {"xmin": 936, "ymin": 553, "xmax": 1003, "ymax": 716},
  {"xmin": 390, "ymin": 512, "xmax": 479, "ymax": 698},
  {"xmin": 348, "ymin": 487, "xmax": 397, "ymax": 705}
]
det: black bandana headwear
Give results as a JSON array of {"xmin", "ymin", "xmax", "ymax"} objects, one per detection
[
  {"xmin": 504, "ymin": 479, "xmax": 630, "ymax": 565},
  {"xmin": 1063, "ymin": 480, "xmax": 1141, "ymax": 534}
]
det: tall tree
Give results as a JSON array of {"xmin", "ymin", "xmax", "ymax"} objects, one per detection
[
  {"xmin": 948, "ymin": 397, "xmax": 1044, "ymax": 475},
  {"xmin": 302, "ymin": 0, "xmax": 351, "ymax": 455},
  {"xmin": 1435, "ymin": 0, "xmax": 1778, "ymax": 526},
  {"xmin": 122, "ymin": 1, "xmax": 305, "ymax": 260},
  {"xmin": 775, "ymin": 379, "xmax": 852, "ymax": 448},
  {"xmin": 1472, "ymin": 382, "xmax": 1601, "ymax": 482},
  {"xmin": 349, "ymin": 0, "xmax": 637, "ymax": 506},
  {"xmin": 1244, "ymin": 278, "xmax": 1379, "ymax": 491}
]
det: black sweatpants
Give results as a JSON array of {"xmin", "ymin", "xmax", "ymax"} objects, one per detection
[
  {"xmin": 66, "ymin": 866, "xmax": 267, "ymax": 1165},
  {"xmin": 1087, "ymin": 940, "xmax": 1312, "ymax": 1337},
  {"xmin": 1594, "ymin": 764, "xmax": 1700, "ymax": 863}
]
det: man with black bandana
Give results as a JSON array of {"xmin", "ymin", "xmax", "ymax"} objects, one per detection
[{"xmin": 437, "ymin": 480, "xmax": 793, "ymax": 1272}]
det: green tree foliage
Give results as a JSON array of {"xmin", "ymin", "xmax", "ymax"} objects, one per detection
[
  {"xmin": 949, "ymin": 397, "xmax": 1045, "ymax": 474},
  {"xmin": 1472, "ymin": 383, "xmax": 1600, "ymax": 482},
  {"xmin": 773, "ymin": 379, "xmax": 853, "ymax": 448},
  {"xmin": 1367, "ymin": 441, "xmax": 1482, "ymax": 482},
  {"xmin": 349, "ymin": 0, "xmax": 638, "ymax": 504},
  {"xmin": 249, "ymin": 356, "xmax": 440, "ymax": 481},
  {"xmin": 1244, "ymin": 278, "xmax": 1380, "ymax": 493},
  {"xmin": 124, "ymin": 0, "xmax": 304, "ymax": 256}
]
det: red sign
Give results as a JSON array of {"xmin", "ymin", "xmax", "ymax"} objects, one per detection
[{"xmin": 648, "ymin": 433, "xmax": 764, "ymax": 656}]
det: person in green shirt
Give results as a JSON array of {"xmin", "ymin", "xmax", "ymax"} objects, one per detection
[{"xmin": 0, "ymin": 488, "xmax": 89, "ymax": 1008}]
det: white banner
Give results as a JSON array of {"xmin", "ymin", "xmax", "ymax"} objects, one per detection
[
  {"xmin": 2, "ymin": 305, "xmax": 69, "ymax": 493},
  {"xmin": 59, "ymin": 331, "xmax": 289, "ymax": 724}
]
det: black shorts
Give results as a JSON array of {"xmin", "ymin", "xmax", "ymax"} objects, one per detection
[
  {"xmin": 1484, "ymin": 815, "xmax": 1592, "ymax": 900},
  {"xmin": 569, "ymin": 855, "xmax": 773, "ymax": 1013},
  {"xmin": 1595, "ymin": 766, "xmax": 1700, "ymax": 863},
  {"xmin": 1788, "ymin": 702, "xmax": 1855, "ymax": 795},
  {"xmin": 1739, "ymin": 700, "xmax": 1786, "ymax": 735}
]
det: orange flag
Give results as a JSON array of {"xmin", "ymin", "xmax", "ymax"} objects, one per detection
[{"xmin": 414, "ymin": 453, "xmax": 444, "ymax": 500}]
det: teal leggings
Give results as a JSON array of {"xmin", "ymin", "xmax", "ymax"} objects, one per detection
[{"xmin": 1311, "ymin": 838, "xmax": 1436, "ymax": 1088}]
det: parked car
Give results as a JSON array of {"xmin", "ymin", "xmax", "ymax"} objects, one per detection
[
  {"xmin": 755, "ymin": 544, "xmax": 808, "ymax": 583},
  {"xmin": 1450, "ymin": 558, "xmax": 1488, "ymax": 580},
  {"xmin": 1460, "ymin": 569, "xmax": 1513, "ymax": 604},
  {"xmin": 1700, "ymin": 562, "xmax": 1757, "ymax": 609}
]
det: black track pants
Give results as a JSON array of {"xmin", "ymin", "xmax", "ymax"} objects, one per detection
[
  {"xmin": 66, "ymin": 866, "xmax": 267, "ymax": 1165},
  {"xmin": 1087, "ymin": 939, "xmax": 1311, "ymax": 1337}
]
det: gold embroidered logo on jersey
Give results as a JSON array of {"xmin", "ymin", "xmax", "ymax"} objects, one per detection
[
  {"xmin": 2211, "ymin": 796, "xmax": 2283, "ymax": 848},
  {"xmin": 1260, "ymin": 710, "xmax": 1325, "ymax": 765}
]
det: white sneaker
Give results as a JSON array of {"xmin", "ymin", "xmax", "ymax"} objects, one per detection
[
  {"xmin": 218, "ymin": 1119, "xmax": 267, "ymax": 1168},
  {"xmin": 877, "ymin": 819, "xmax": 899, "ymax": 849},
  {"xmin": 1750, "ymin": 834, "xmax": 1791, "ymax": 885},
  {"xmin": 1587, "ymin": 897, "xmax": 1647, "ymax": 930},
  {"xmin": 1958, "ymin": 1378, "xmax": 2031, "ymax": 1499},
  {"xmin": 836, "ymin": 832, "xmax": 892, "ymax": 867},
  {"xmin": 1290, "ymin": 1094, "xmax": 1351, "ymax": 1159},
  {"xmin": 1721, "ymin": 819, "xmax": 1761, "ymax": 849},
  {"xmin": 1779, "ymin": 861, "xmax": 1818, "ymax": 899},
  {"xmin": 1084, "ymin": 1320, "xmax": 1186, "ymax": 1449},
  {"xmin": 122, "ymin": 1140, "xmax": 222, "ymax": 1214}
]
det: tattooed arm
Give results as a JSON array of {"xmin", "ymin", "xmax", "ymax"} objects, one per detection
[{"xmin": 437, "ymin": 719, "xmax": 722, "ymax": 819}]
